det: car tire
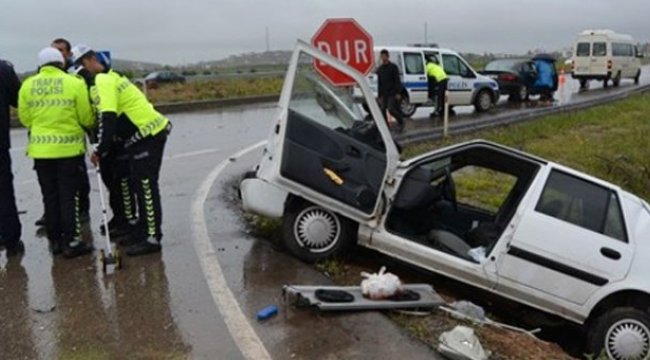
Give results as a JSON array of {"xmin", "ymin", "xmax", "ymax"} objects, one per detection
[
  {"xmin": 474, "ymin": 89, "xmax": 493, "ymax": 112},
  {"xmin": 282, "ymin": 201, "xmax": 356, "ymax": 263},
  {"xmin": 511, "ymin": 85, "xmax": 528, "ymax": 102},
  {"xmin": 399, "ymin": 94, "xmax": 418, "ymax": 118},
  {"xmin": 635, "ymin": 70, "xmax": 641, "ymax": 85},
  {"xmin": 586, "ymin": 307, "xmax": 650, "ymax": 360},
  {"xmin": 613, "ymin": 72, "xmax": 621, "ymax": 87}
]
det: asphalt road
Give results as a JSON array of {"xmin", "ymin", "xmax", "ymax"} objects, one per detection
[
  {"xmin": 1, "ymin": 70, "xmax": 648, "ymax": 359},
  {"xmin": 1, "ymin": 105, "xmax": 438, "ymax": 359}
]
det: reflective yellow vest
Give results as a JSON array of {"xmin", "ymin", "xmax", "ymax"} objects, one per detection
[
  {"xmin": 92, "ymin": 70, "xmax": 168, "ymax": 138},
  {"xmin": 18, "ymin": 65, "xmax": 95, "ymax": 159},
  {"xmin": 426, "ymin": 62, "xmax": 448, "ymax": 82}
]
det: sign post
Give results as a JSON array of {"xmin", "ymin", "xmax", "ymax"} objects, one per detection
[{"xmin": 311, "ymin": 18, "xmax": 374, "ymax": 87}]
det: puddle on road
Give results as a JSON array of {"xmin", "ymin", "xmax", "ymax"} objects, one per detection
[{"xmin": 0, "ymin": 221, "xmax": 189, "ymax": 359}]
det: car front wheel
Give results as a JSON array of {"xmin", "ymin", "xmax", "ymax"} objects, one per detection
[
  {"xmin": 399, "ymin": 94, "xmax": 418, "ymax": 118},
  {"xmin": 474, "ymin": 90, "xmax": 493, "ymax": 112},
  {"xmin": 282, "ymin": 201, "xmax": 356, "ymax": 263},
  {"xmin": 587, "ymin": 307, "xmax": 650, "ymax": 360}
]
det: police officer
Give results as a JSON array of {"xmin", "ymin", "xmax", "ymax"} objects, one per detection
[
  {"xmin": 73, "ymin": 45, "xmax": 171, "ymax": 256},
  {"xmin": 426, "ymin": 56, "xmax": 448, "ymax": 117},
  {"xmin": 53, "ymin": 40, "xmax": 134, "ymax": 241},
  {"xmin": 18, "ymin": 48, "xmax": 95, "ymax": 258},
  {"xmin": 0, "ymin": 56, "xmax": 24, "ymax": 256}
]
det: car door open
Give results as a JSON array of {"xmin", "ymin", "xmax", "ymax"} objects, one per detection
[{"xmin": 272, "ymin": 41, "xmax": 400, "ymax": 222}]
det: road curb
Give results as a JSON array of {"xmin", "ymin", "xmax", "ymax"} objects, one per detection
[
  {"xmin": 396, "ymin": 84, "xmax": 650, "ymax": 145},
  {"xmin": 9, "ymin": 94, "xmax": 280, "ymax": 129}
]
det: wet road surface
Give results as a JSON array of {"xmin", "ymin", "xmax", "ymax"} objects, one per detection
[
  {"xmin": 2, "ymin": 106, "xmax": 278, "ymax": 359},
  {"xmin": 2, "ymin": 69, "xmax": 648, "ymax": 359}
]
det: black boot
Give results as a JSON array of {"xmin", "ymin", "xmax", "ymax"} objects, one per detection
[
  {"xmin": 6, "ymin": 240, "xmax": 25, "ymax": 257},
  {"xmin": 126, "ymin": 237, "xmax": 161, "ymax": 256},
  {"xmin": 62, "ymin": 239, "xmax": 93, "ymax": 259},
  {"xmin": 49, "ymin": 239, "xmax": 63, "ymax": 255}
]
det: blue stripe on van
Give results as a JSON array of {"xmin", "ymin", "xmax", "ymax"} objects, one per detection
[{"xmin": 404, "ymin": 81, "xmax": 428, "ymax": 89}]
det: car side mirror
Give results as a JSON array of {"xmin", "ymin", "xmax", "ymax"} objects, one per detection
[{"xmin": 463, "ymin": 71, "xmax": 476, "ymax": 79}]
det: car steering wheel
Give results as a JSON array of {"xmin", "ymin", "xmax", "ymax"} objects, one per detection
[{"xmin": 443, "ymin": 168, "xmax": 458, "ymax": 212}]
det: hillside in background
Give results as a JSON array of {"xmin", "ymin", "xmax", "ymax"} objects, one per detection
[
  {"xmin": 191, "ymin": 50, "xmax": 293, "ymax": 69},
  {"xmin": 112, "ymin": 58, "xmax": 165, "ymax": 72}
]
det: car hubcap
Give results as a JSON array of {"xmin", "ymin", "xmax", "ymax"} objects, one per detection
[
  {"xmin": 606, "ymin": 319, "xmax": 650, "ymax": 360},
  {"xmin": 519, "ymin": 86, "xmax": 527, "ymax": 99},
  {"xmin": 401, "ymin": 98, "xmax": 415, "ymax": 114},
  {"xmin": 294, "ymin": 207, "xmax": 341, "ymax": 253},
  {"xmin": 479, "ymin": 93, "xmax": 491, "ymax": 110}
]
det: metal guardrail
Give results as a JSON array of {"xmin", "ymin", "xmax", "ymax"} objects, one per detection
[
  {"xmin": 8, "ymin": 94, "xmax": 280, "ymax": 128},
  {"xmin": 396, "ymin": 84, "xmax": 650, "ymax": 145}
]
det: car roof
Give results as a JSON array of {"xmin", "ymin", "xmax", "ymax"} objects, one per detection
[
  {"xmin": 487, "ymin": 58, "xmax": 529, "ymax": 64},
  {"xmin": 375, "ymin": 46, "xmax": 460, "ymax": 57}
]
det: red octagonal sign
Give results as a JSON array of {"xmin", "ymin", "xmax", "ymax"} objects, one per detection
[{"xmin": 311, "ymin": 18, "xmax": 374, "ymax": 87}]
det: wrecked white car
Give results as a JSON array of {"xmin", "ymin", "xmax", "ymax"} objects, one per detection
[{"xmin": 241, "ymin": 41, "xmax": 650, "ymax": 359}]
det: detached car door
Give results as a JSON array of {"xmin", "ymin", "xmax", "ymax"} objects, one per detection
[
  {"xmin": 496, "ymin": 167, "xmax": 633, "ymax": 309},
  {"xmin": 270, "ymin": 41, "xmax": 400, "ymax": 222}
]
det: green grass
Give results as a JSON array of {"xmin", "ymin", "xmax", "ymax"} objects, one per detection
[
  {"xmin": 405, "ymin": 92, "xmax": 650, "ymax": 201},
  {"xmin": 145, "ymin": 77, "xmax": 283, "ymax": 104}
]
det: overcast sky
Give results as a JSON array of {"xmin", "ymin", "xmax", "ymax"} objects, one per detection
[{"xmin": 1, "ymin": 0, "xmax": 648, "ymax": 71}]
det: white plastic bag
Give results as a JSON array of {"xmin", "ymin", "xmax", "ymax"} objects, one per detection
[
  {"xmin": 438, "ymin": 326, "xmax": 490, "ymax": 360},
  {"xmin": 360, "ymin": 266, "xmax": 403, "ymax": 300}
]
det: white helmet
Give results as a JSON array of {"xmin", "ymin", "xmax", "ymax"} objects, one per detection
[
  {"xmin": 71, "ymin": 44, "xmax": 93, "ymax": 65},
  {"xmin": 38, "ymin": 47, "xmax": 64, "ymax": 67}
]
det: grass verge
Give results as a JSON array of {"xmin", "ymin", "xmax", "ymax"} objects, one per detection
[{"xmin": 145, "ymin": 77, "xmax": 283, "ymax": 104}]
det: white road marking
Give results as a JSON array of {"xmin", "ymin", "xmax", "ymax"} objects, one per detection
[
  {"xmin": 165, "ymin": 148, "xmax": 219, "ymax": 160},
  {"xmin": 190, "ymin": 140, "xmax": 269, "ymax": 360}
]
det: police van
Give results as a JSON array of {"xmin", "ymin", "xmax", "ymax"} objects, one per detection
[
  {"xmin": 571, "ymin": 30, "xmax": 643, "ymax": 89},
  {"xmin": 365, "ymin": 45, "xmax": 499, "ymax": 116}
]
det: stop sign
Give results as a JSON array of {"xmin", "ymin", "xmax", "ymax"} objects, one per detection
[{"xmin": 311, "ymin": 18, "xmax": 374, "ymax": 86}]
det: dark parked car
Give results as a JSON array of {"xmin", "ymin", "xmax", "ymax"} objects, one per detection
[
  {"xmin": 144, "ymin": 71, "xmax": 186, "ymax": 89},
  {"xmin": 480, "ymin": 58, "xmax": 558, "ymax": 101}
]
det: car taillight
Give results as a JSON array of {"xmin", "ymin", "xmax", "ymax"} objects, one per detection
[
  {"xmin": 499, "ymin": 73, "xmax": 518, "ymax": 82},
  {"xmin": 608, "ymin": 60, "xmax": 613, "ymax": 69}
]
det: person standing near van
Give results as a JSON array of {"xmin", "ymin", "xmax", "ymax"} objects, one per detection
[
  {"xmin": 18, "ymin": 48, "xmax": 95, "ymax": 258},
  {"xmin": 426, "ymin": 56, "xmax": 448, "ymax": 117},
  {"xmin": 376, "ymin": 49, "xmax": 405, "ymax": 132}
]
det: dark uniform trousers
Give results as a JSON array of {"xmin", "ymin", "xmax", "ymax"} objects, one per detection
[
  {"xmin": 128, "ymin": 132, "xmax": 167, "ymax": 241},
  {"xmin": 34, "ymin": 156, "xmax": 85, "ymax": 245},
  {"xmin": 0, "ymin": 148, "xmax": 21, "ymax": 246},
  {"xmin": 99, "ymin": 141, "xmax": 136, "ymax": 226}
]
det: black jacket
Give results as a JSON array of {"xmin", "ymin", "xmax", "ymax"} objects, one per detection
[
  {"xmin": 0, "ymin": 59, "xmax": 20, "ymax": 149},
  {"xmin": 376, "ymin": 61, "xmax": 403, "ymax": 98}
]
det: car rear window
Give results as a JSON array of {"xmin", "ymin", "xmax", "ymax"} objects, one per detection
[
  {"xmin": 593, "ymin": 42, "xmax": 607, "ymax": 57},
  {"xmin": 536, "ymin": 170, "xmax": 627, "ymax": 242},
  {"xmin": 576, "ymin": 43, "xmax": 591, "ymax": 57},
  {"xmin": 485, "ymin": 60, "xmax": 520, "ymax": 72}
]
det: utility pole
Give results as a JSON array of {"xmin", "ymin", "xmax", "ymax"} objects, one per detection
[
  {"xmin": 265, "ymin": 26, "xmax": 270, "ymax": 52},
  {"xmin": 424, "ymin": 22, "xmax": 428, "ymax": 44}
]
